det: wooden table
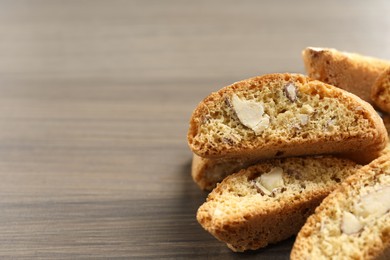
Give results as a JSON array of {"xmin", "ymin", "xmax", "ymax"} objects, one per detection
[{"xmin": 0, "ymin": 1, "xmax": 389, "ymax": 258}]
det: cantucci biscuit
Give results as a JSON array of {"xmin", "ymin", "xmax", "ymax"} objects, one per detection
[
  {"xmin": 187, "ymin": 73, "xmax": 387, "ymax": 163},
  {"xmin": 196, "ymin": 156, "xmax": 360, "ymax": 252},
  {"xmin": 302, "ymin": 47, "xmax": 390, "ymax": 103},
  {"xmin": 291, "ymin": 154, "xmax": 390, "ymax": 260},
  {"xmin": 372, "ymin": 67, "xmax": 390, "ymax": 113}
]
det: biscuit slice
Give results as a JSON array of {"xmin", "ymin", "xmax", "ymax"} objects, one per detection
[
  {"xmin": 187, "ymin": 73, "xmax": 387, "ymax": 162},
  {"xmin": 302, "ymin": 47, "xmax": 390, "ymax": 103},
  {"xmin": 372, "ymin": 67, "xmax": 390, "ymax": 113},
  {"xmin": 196, "ymin": 156, "xmax": 360, "ymax": 252},
  {"xmin": 291, "ymin": 154, "xmax": 390, "ymax": 260}
]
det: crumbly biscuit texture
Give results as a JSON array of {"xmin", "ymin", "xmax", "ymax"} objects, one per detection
[
  {"xmin": 196, "ymin": 156, "xmax": 360, "ymax": 252},
  {"xmin": 291, "ymin": 154, "xmax": 390, "ymax": 260},
  {"xmin": 187, "ymin": 73, "xmax": 387, "ymax": 162},
  {"xmin": 302, "ymin": 47, "xmax": 390, "ymax": 103},
  {"xmin": 372, "ymin": 68, "xmax": 390, "ymax": 113}
]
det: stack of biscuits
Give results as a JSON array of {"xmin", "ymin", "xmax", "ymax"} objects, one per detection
[{"xmin": 187, "ymin": 47, "xmax": 390, "ymax": 259}]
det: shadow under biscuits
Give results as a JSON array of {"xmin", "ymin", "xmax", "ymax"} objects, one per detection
[
  {"xmin": 158, "ymin": 156, "xmax": 224, "ymax": 257},
  {"xmin": 228, "ymin": 237, "xmax": 294, "ymax": 260}
]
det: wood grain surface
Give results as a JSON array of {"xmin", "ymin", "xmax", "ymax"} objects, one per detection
[{"xmin": 0, "ymin": 0, "xmax": 389, "ymax": 259}]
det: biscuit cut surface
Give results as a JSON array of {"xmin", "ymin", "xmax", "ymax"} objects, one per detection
[
  {"xmin": 196, "ymin": 156, "xmax": 360, "ymax": 252},
  {"xmin": 187, "ymin": 73, "xmax": 387, "ymax": 161},
  {"xmin": 291, "ymin": 154, "xmax": 390, "ymax": 260},
  {"xmin": 372, "ymin": 68, "xmax": 390, "ymax": 113},
  {"xmin": 302, "ymin": 47, "xmax": 390, "ymax": 103}
]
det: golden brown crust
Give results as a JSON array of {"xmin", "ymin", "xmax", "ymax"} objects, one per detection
[
  {"xmin": 291, "ymin": 154, "xmax": 390, "ymax": 259},
  {"xmin": 372, "ymin": 68, "xmax": 390, "ymax": 113},
  {"xmin": 197, "ymin": 156, "xmax": 360, "ymax": 252},
  {"xmin": 187, "ymin": 73, "xmax": 388, "ymax": 162},
  {"xmin": 302, "ymin": 47, "xmax": 390, "ymax": 103},
  {"xmin": 378, "ymin": 114, "xmax": 390, "ymax": 157},
  {"xmin": 383, "ymin": 114, "xmax": 390, "ymax": 134},
  {"xmin": 191, "ymin": 154, "xmax": 261, "ymax": 191}
]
